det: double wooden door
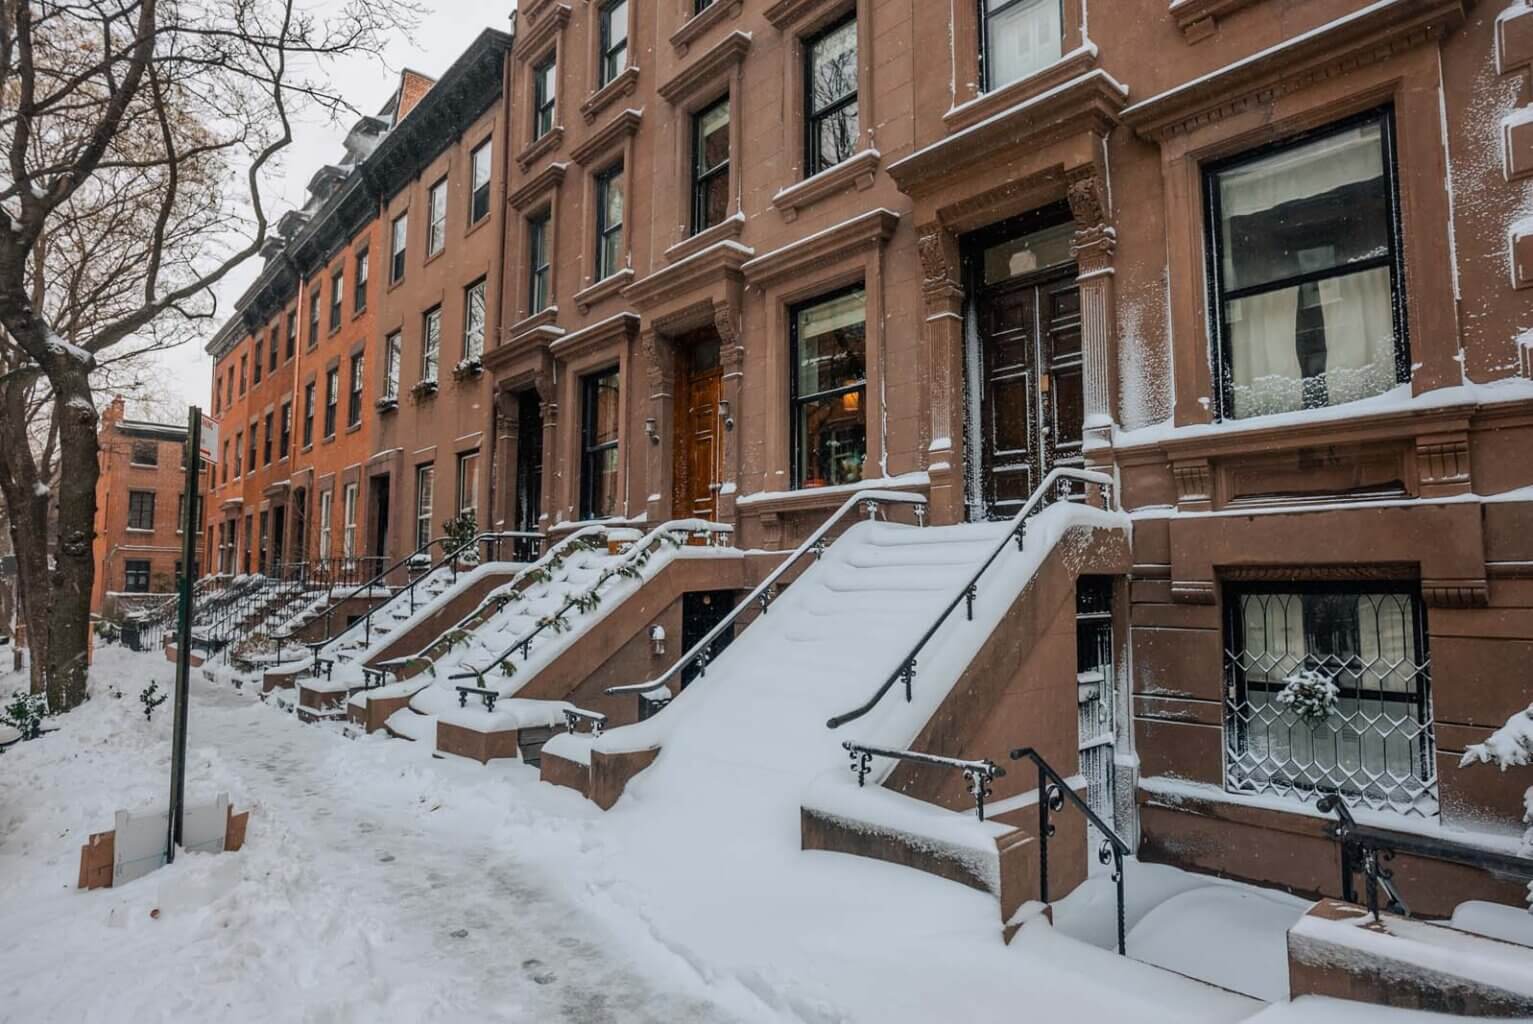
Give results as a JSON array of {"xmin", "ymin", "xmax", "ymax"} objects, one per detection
[
  {"xmin": 673, "ymin": 337, "xmax": 723, "ymax": 521},
  {"xmin": 976, "ymin": 269, "xmax": 1084, "ymax": 519}
]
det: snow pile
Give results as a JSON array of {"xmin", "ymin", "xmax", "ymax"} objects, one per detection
[{"xmin": 1460, "ymin": 704, "xmax": 1533, "ymax": 901}]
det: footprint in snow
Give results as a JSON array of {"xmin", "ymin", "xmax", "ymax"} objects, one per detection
[
  {"xmin": 378, "ymin": 852, "xmax": 395, "ymax": 863},
  {"xmin": 450, "ymin": 928, "xmax": 469, "ymax": 938},
  {"xmin": 521, "ymin": 959, "xmax": 557, "ymax": 985}
]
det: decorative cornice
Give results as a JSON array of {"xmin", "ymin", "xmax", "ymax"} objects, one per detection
[
  {"xmin": 570, "ymin": 108, "xmax": 643, "ymax": 166},
  {"xmin": 763, "ymin": 0, "xmax": 844, "ymax": 30},
  {"xmin": 658, "ymin": 31, "xmax": 751, "ymax": 106},
  {"xmin": 770, "ymin": 149, "xmax": 880, "ymax": 222},
  {"xmin": 943, "ymin": 45, "xmax": 1099, "ymax": 135},
  {"xmin": 887, "ymin": 71, "xmax": 1126, "ymax": 199},
  {"xmin": 516, "ymin": 126, "xmax": 565, "ymax": 172},
  {"xmin": 580, "ymin": 66, "xmax": 640, "ymax": 124},
  {"xmin": 1169, "ymin": 0, "xmax": 1264, "ymax": 42},
  {"xmin": 1121, "ymin": 0, "xmax": 1470, "ymax": 140},
  {"xmin": 663, "ymin": 212, "xmax": 745, "ymax": 263},
  {"xmin": 1220, "ymin": 563, "xmax": 1417, "ymax": 582},
  {"xmin": 573, "ymin": 268, "xmax": 635, "ymax": 313},
  {"xmin": 483, "ymin": 327, "xmax": 557, "ymax": 373},
  {"xmin": 508, "ymin": 161, "xmax": 568, "ymax": 211},
  {"xmin": 672, "ymin": 0, "xmax": 742, "ymax": 55},
  {"xmin": 624, "ymin": 239, "xmax": 751, "ymax": 310},
  {"xmin": 548, "ymin": 311, "xmax": 640, "ymax": 360},
  {"xmin": 515, "ymin": 3, "xmax": 571, "ymax": 63},
  {"xmin": 741, "ymin": 208, "xmax": 899, "ymax": 286}
]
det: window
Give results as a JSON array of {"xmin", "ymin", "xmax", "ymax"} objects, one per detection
[
  {"xmin": 691, "ymin": 98, "xmax": 730, "ymax": 234},
  {"xmin": 308, "ymin": 288, "xmax": 321, "ymax": 346},
  {"xmin": 253, "ymin": 340, "xmax": 263, "ymax": 383},
  {"xmin": 268, "ymin": 330, "xmax": 278, "ymax": 373},
  {"xmin": 329, "ymin": 266, "xmax": 344, "ymax": 331},
  {"xmin": 422, "ymin": 306, "xmax": 442, "ymax": 383},
  {"xmin": 127, "ymin": 490, "xmax": 156, "ymax": 531},
  {"xmin": 981, "ymin": 0, "xmax": 1062, "ymax": 92},
  {"xmin": 258, "ymin": 510, "xmax": 269, "ymax": 574},
  {"xmin": 342, "ymin": 483, "xmax": 359, "ymax": 559},
  {"xmin": 528, "ymin": 212, "xmax": 552, "ymax": 314},
  {"xmin": 318, "ymin": 490, "xmax": 333, "ymax": 558},
  {"xmin": 1224, "ymin": 584, "xmax": 1435, "ymax": 816},
  {"xmin": 263, "ymin": 412, "xmax": 273, "ymax": 465},
  {"xmin": 1207, "ymin": 112, "xmax": 1405, "ymax": 421},
  {"xmin": 247, "ymin": 425, "xmax": 257, "ymax": 470},
  {"xmin": 348, "ymin": 354, "xmax": 364, "ymax": 427},
  {"xmin": 243, "ymin": 513, "xmax": 253, "ymax": 574},
  {"xmin": 324, "ymin": 367, "xmax": 339, "ymax": 438},
  {"xmin": 470, "ymin": 141, "xmax": 492, "ymax": 224},
  {"xmin": 791, "ymin": 287, "xmax": 867, "ymax": 488},
  {"xmin": 579, "ymin": 368, "xmax": 620, "ymax": 520},
  {"xmin": 456, "ymin": 450, "xmax": 480, "ymax": 524},
  {"xmin": 233, "ymin": 431, "xmax": 243, "ymax": 477},
  {"xmin": 695, "ymin": 0, "xmax": 714, "ymax": 12},
  {"xmin": 279, "ymin": 401, "xmax": 291, "ymax": 458},
  {"xmin": 595, "ymin": 164, "xmax": 624, "ymax": 280},
  {"xmin": 302, "ymin": 382, "xmax": 315, "ymax": 447},
  {"xmin": 124, "ymin": 560, "xmax": 151, "ymax": 593},
  {"xmin": 463, "ymin": 279, "xmax": 486, "ymax": 362},
  {"xmin": 130, "ymin": 441, "xmax": 158, "ymax": 466},
  {"xmin": 354, "ymin": 250, "xmax": 369, "ymax": 313},
  {"xmin": 390, "ymin": 213, "xmax": 408, "ymax": 283},
  {"xmin": 239, "ymin": 355, "xmax": 247, "ymax": 395},
  {"xmin": 599, "ymin": 0, "xmax": 629, "ymax": 86},
  {"xmin": 805, "ymin": 15, "xmax": 859, "ymax": 176},
  {"xmin": 221, "ymin": 441, "xmax": 230, "ymax": 483},
  {"xmin": 427, "ymin": 179, "xmax": 447, "ymax": 257},
  {"xmin": 415, "ymin": 464, "xmax": 435, "ymax": 551},
  {"xmin": 285, "ymin": 311, "xmax": 297, "ymax": 359},
  {"xmin": 177, "ymin": 493, "xmax": 186, "ymax": 533},
  {"xmin": 533, "ymin": 57, "xmax": 557, "ymax": 139},
  {"xmin": 383, "ymin": 331, "xmax": 402, "ymax": 402}
]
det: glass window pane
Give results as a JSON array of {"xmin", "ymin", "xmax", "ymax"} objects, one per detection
[
  {"xmin": 604, "ymin": 171, "xmax": 624, "ymax": 228},
  {"xmin": 795, "ymin": 289, "xmax": 866, "ymax": 396},
  {"xmin": 590, "ymin": 374, "xmax": 620, "ymax": 445},
  {"xmin": 809, "ymin": 19, "xmax": 858, "ymax": 114},
  {"xmin": 986, "ymin": 0, "xmax": 1061, "ymax": 90},
  {"xmin": 590, "ymin": 447, "xmax": 619, "ymax": 517},
  {"xmin": 816, "ymin": 103, "xmax": 859, "ymax": 170},
  {"xmin": 982, "ymin": 221, "xmax": 1075, "ymax": 284},
  {"xmin": 697, "ymin": 103, "xmax": 730, "ymax": 174},
  {"xmin": 1226, "ymin": 266, "xmax": 1396, "ymax": 419},
  {"xmin": 1218, "ymin": 123, "xmax": 1389, "ymax": 294},
  {"xmin": 796, "ymin": 392, "xmax": 866, "ymax": 487}
]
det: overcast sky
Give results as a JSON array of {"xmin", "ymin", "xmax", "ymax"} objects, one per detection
[{"xmin": 155, "ymin": 3, "xmax": 513, "ymax": 412}]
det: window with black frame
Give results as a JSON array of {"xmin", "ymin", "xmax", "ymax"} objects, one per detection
[
  {"xmin": 804, "ymin": 15, "xmax": 858, "ymax": 176},
  {"xmin": 130, "ymin": 441, "xmax": 158, "ymax": 466},
  {"xmin": 694, "ymin": 0, "xmax": 714, "ymax": 13},
  {"xmin": 308, "ymin": 289, "xmax": 320, "ymax": 345},
  {"xmin": 329, "ymin": 266, "xmax": 343, "ymax": 331},
  {"xmin": 422, "ymin": 306, "xmax": 442, "ymax": 383},
  {"xmin": 791, "ymin": 288, "xmax": 867, "ymax": 488},
  {"xmin": 286, "ymin": 311, "xmax": 297, "ymax": 359},
  {"xmin": 580, "ymin": 368, "xmax": 620, "ymax": 520},
  {"xmin": 268, "ymin": 329, "xmax": 278, "ymax": 372},
  {"xmin": 470, "ymin": 141, "xmax": 492, "ymax": 224},
  {"xmin": 302, "ymin": 382, "xmax": 315, "ymax": 447},
  {"xmin": 279, "ymin": 402, "xmax": 291, "ymax": 458},
  {"xmin": 595, "ymin": 164, "xmax": 624, "ymax": 280},
  {"xmin": 427, "ymin": 178, "xmax": 448, "ymax": 257},
  {"xmin": 1207, "ymin": 111, "xmax": 1406, "ymax": 421},
  {"xmin": 599, "ymin": 0, "xmax": 628, "ymax": 86},
  {"xmin": 128, "ymin": 491, "xmax": 155, "ymax": 530},
  {"xmin": 415, "ymin": 464, "xmax": 434, "ymax": 550},
  {"xmin": 383, "ymin": 331, "xmax": 402, "ymax": 401},
  {"xmin": 533, "ymin": 57, "xmax": 557, "ymax": 139},
  {"xmin": 354, "ymin": 250, "xmax": 369, "ymax": 313},
  {"xmin": 324, "ymin": 367, "xmax": 339, "ymax": 437},
  {"xmin": 692, "ymin": 98, "xmax": 730, "ymax": 234},
  {"xmin": 528, "ymin": 212, "xmax": 552, "ymax": 313},
  {"xmin": 464, "ymin": 280, "xmax": 486, "ymax": 362},
  {"xmin": 348, "ymin": 354, "xmax": 364, "ymax": 427},
  {"xmin": 125, "ymin": 560, "xmax": 151, "ymax": 593},
  {"xmin": 263, "ymin": 412, "xmax": 273, "ymax": 464},
  {"xmin": 1224, "ymin": 582, "xmax": 1436, "ymax": 816},
  {"xmin": 253, "ymin": 341, "xmax": 263, "ymax": 383},
  {"xmin": 390, "ymin": 213, "xmax": 408, "ymax": 283},
  {"xmin": 980, "ymin": 0, "xmax": 1062, "ymax": 92}
]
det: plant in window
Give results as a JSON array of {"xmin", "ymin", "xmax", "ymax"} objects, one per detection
[
  {"xmin": 1274, "ymin": 668, "xmax": 1340, "ymax": 725},
  {"xmin": 452, "ymin": 355, "xmax": 484, "ymax": 380},
  {"xmin": 443, "ymin": 511, "xmax": 478, "ymax": 561},
  {"xmin": 411, "ymin": 378, "xmax": 439, "ymax": 399}
]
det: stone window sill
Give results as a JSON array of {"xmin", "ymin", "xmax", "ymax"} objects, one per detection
[
  {"xmin": 944, "ymin": 46, "xmax": 1098, "ymax": 135},
  {"xmin": 770, "ymin": 149, "xmax": 880, "ymax": 222},
  {"xmin": 671, "ymin": 0, "xmax": 742, "ymax": 55},
  {"xmin": 581, "ymin": 66, "xmax": 640, "ymax": 124},
  {"xmin": 573, "ymin": 267, "xmax": 634, "ymax": 313},
  {"xmin": 517, "ymin": 127, "xmax": 565, "ymax": 172},
  {"xmin": 664, "ymin": 213, "xmax": 745, "ymax": 263}
]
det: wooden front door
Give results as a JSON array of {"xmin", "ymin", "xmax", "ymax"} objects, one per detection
[
  {"xmin": 514, "ymin": 390, "xmax": 543, "ymax": 533},
  {"xmin": 976, "ymin": 269, "xmax": 1083, "ymax": 519},
  {"xmin": 673, "ymin": 336, "xmax": 723, "ymax": 520}
]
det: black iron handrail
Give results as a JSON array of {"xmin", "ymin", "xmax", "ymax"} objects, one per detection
[
  {"xmin": 842, "ymin": 740, "xmax": 1004, "ymax": 820},
  {"xmin": 827, "ymin": 468, "xmax": 1115, "ymax": 730},
  {"xmin": 1010, "ymin": 746, "xmax": 1131, "ymax": 955},
  {"xmin": 453, "ymin": 519, "xmax": 733, "ymax": 687},
  {"xmin": 1317, "ymin": 793, "xmax": 1533, "ymax": 922},
  {"xmin": 563, "ymin": 707, "xmax": 607, "ymax": 737},
  {"xmin": 607, "ymin": 490, "xmax": 928, "ymax": 714}
]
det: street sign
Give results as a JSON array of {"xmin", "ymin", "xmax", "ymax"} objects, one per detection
[{"xmin": 199, "ymin": 415, "xmax": 219, "ymax": 464}]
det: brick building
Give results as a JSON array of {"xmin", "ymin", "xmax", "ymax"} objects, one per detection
[
  {"xmin": 91, "ymin": 396, "xmax": 202, "ymax": 612},
  {"xmin": 200, "ymin": 0, "xmax": 1533, "ymax": 923}
]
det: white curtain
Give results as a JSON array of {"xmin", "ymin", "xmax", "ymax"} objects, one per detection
[
  {"xmin": 1218, "ymin": 126, "xmax": 1384, "ymax": 220},
  {"xmin": 1228, "ymin": 288, "xmax": 1302, "ymax": 418}
]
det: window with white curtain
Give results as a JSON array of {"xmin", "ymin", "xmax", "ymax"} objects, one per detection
[
  {"xmin": 981, "ymin": 0, "xmax": 1061, "ymax": 92},
  {"xmin": 1207, "ymin": 111, "xmax": 1406, "ymax": 420}
]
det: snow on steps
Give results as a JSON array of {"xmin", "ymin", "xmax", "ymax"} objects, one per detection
[{"xmin": 541, "ymin": 502, "xmax": 1128, "ymax": 916}]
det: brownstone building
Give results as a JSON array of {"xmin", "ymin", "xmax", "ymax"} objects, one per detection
[
  {"xmin": 91, "ymin": 396, "xmax": 202, "ymax": 612},
  {"xmin": 200, "ymin": 0, "xmax": 1533, "ymax": 932}
]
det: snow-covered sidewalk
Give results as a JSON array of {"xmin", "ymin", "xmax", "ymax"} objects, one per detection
[{"xmin": 0, "ymin": 648, "xmax": 1482, "ymax": 1023}]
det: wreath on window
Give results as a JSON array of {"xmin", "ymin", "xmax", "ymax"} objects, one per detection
[{"xmin": 1275, "ymin": 668, "xmax": 1340, "ymax": 725}]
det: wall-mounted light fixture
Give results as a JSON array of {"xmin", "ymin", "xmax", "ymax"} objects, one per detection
[
  {"xmin": 648, "ymin": 624, "xmax": 666, "ymax": 655},
  {"xmin": 718, "ymin": 400, "xmax": 734, "ymax": 432},
  {"xmin": 644, "ymin": 417, "xmax": 660, "ymax": 445}
]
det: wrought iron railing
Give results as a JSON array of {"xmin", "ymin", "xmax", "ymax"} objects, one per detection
[
  {"xmin": 607, "ymin": 491, "xmax": 928, "ymax": 717},
  {"xmin": 1010, "ymin": 746, "xmax": 1131, "ymax": 956},
  {"xmin": 826, "ymin": 469, "xmax": 1115, "ymax": 730},
  {"xmin": 1317, "ymin": 793, "xmax": 1533, "ymax": 922},
  {"xmin": 564, "ymin": 707, "xmax": 607, "ymax": 737},
  {"xmin": 842, "ymin": 741, "xmax": 1005, "ymax": 820},
  {"xmin": 454, "ymin": 519, "xmax": 733, "ymax": 688}
]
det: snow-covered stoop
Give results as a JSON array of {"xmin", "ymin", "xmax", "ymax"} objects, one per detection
[
  {"xmin": 541, "ymin": 500, "xmax": 1131, "ymax": 931},
  {"xmin": 286, "ymin": 564, "xmax": 515, "ymax": 722},
  {"xmin": 383, "ymin": 519, "xmax": 738, "ymax": 764}
]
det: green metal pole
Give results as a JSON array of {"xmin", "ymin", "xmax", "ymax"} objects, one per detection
[{"xmin": 165, "ymin": 408, "xmax": 202, "ymax": 865}]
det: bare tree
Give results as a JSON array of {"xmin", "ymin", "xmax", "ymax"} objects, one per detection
[{"xmin": 0, "ymin": 0, "xmax": 417, "ymax": 709}]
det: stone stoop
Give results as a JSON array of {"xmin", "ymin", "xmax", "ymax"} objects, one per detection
[
  {"xmin": 539, "ymin": 744, "xmax": 660, "ymax": 810},
  {"xmin": 433, "ymin": 721, "xmax": 569, "ymax": 766},
  {"xmin": 347, "ymin": 691, "xmax": 416, "ymax": 733},
  {"xmin": 1288, "ymin": 899, "xmax": 1533, "ymax": 1017},
  {"xmin": 295, "ymin": 678, "xmax": 355, "ymax": 723}
]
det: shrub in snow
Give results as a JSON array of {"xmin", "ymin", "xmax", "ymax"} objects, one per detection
[
  {"xmin": 1461, "ymin": 704, "xmax": 1533, "ymax": 896},
  {"xmin": 1, "ymin": 690, "xmax": 48, "ymax": 740},
  {"xmin": 1274, "ymin": 668, "xmax": 1339, "ymax": 724},
  {"xmin": 444, "ymin": 512, "xmax": 479, "ymax": 563},
  {"xmin": 139, "ymin": 682, "xmax": 168, "ymax": 721}
]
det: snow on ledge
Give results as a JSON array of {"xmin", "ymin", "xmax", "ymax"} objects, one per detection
[{"xmin": 735, "ymin": 471, "xmax": 931, "ymax": 508}]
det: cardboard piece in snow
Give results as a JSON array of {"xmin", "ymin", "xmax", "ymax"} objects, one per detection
[{"xmin": 77, "ymin": 795, "xmax": 250, "ymax": 890}]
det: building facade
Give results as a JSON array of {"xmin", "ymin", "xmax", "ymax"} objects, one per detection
[{"xmin": 200, "ymin": 0, "xmax": 1533, "ymax": 912}]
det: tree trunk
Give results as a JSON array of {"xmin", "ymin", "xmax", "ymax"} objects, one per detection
[
  {"xmin": 0, "ymin": 378, "xmax": 52, "ymax": 696},
  {"xmin": 44, "ymin": 366, "xmax": 99, "ymax": 711}
]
